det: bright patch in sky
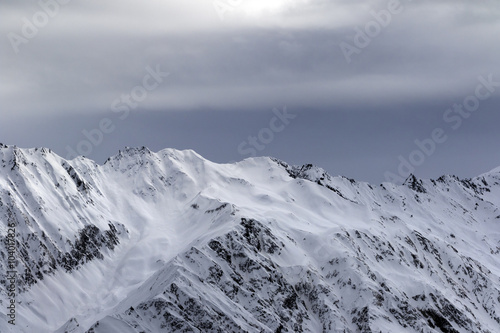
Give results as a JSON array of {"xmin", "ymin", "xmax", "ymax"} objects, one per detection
[{"xmin": 240, "ymin": 0, "xmax": 297, "ymax": 17}]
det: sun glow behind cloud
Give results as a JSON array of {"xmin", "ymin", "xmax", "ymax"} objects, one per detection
[
  {"xmin": 240, "ymin": 0, "xmax": 296, "ymax": 17},
  {"xmin": 226, "ymin": 0, "xmax": 375, "ymax": 30}
]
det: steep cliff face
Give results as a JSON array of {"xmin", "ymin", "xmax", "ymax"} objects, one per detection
[{"xmin": 0, "ymin": 145, "xmax": 499, "ymax": 332}]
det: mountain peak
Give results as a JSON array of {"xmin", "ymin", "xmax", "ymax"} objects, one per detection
[{"xmin": 403, "ymin": 173, "xmax": 427, "ymax": 193}]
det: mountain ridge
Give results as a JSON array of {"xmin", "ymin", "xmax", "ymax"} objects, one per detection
[{"xmin": 0, "ymin": 145, "xmax": 499, "ymax": 332}]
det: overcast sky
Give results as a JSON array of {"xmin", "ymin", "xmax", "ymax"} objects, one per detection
[{"xmin": 1, "ymin": 0, "xmax": 499, "ymax": 183}]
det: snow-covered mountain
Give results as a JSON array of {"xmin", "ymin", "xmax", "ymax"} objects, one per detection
[{"xmin": 0, "ymin": 144, "xmax": 499, "ymax": 333}]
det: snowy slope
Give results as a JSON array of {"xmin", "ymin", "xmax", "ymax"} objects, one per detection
[{"xmin": 0, "ymin": 145, "xmax": 499, "ymax": 332}]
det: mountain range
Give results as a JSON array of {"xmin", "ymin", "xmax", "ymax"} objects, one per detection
[{"xmin": 0, "ymin": 145, "xmax": 499, "ymax": 332}]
